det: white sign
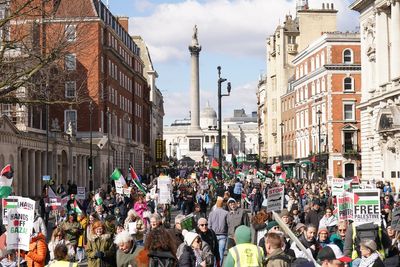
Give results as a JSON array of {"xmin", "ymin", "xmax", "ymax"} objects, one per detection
[
  {"xmin": 6, "ymin": 197, "xmax": 35, "ymax": 251},
  {"xmin": 353, "ymin": 189, "xmax": 380, "ymax": 225},
  {"xmin": 115, "ymin": 180, "xmax": 123, "ymax": 194},
  {"xmin": 2, "ymin": 197, "xmax": 19, "ymax": 225},
  {"xmin": 332, "ymin": 178, "xmax": 344, "ymax": 195},
  {"xmin": 267, "ymin": 186, "xmax": 284, "ymax": 212},
  {"xmin": 158, "ymin": 187, "xmax": 171, "ymax": 204},
  {"xmin": 157, "ymin": 176, "xmax": 171, "ymax": 188},
  {"xmin": 76, "ymin": 187, "xmax": 86, "ymax": 200}
]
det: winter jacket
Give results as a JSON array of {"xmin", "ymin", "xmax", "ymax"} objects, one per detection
[
  {"xmin": 265, "ymin": 248, "xmax": 290, "ymax": 267},
  {"xmin": 197, "ymin": 228, "xmax": 220, "ymax": 262},
  {"xmin": 25, "ymin": 233, "xmax": 47, "ymax": 267},
  {"xmin": 86, "ymin": 233, "xmax": 116, "ymax": 267},
  {"xmin": 227, "ymin": 208, "xmax": 249, "ymax": 238},
  {"xmin": 48, "ymin": 239, "xmax": 75, "ymax": 261},
  {"xmin": 178, "ymin": 245, "xmax": 196, "ymax": 267},
  {"xmin": 61, "ymin": 221, "xmax": 82, "ymax": 247},
  {"xmin": 305, "ymin": 209, "xmax": 323, "ymax": 229},
  {"xmin": 116, "ymin": 243, "xmax": 149, "ymax": 267},
  {"xmin": 208, "ymin": 207, "xmax": 228, "ymax": 235},
  {"xmin": 77, "ymin": 216, "xmax": 88, "ymax": 247}
]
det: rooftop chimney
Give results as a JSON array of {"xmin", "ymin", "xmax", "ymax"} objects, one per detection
[{"xmin": 117, "ymin": 16, "xmax": 129, "ymax": 32}]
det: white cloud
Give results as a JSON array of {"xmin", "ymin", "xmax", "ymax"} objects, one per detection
[{"xmin": 130, "ymin": 0, "xmax": 358, "ymax": 63}]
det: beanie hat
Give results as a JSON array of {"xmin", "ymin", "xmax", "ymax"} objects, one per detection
[
  {"xmin": 227, "ymin": 198, "xmax": 236, "ymax": 204},
  {"xmin": 182, "ymin": 229, "xmax": 199, "ymax": 246},
  {"xmin": 360, "ymin": 239, "xmax": 377, "ymax": 252},
  {"xmin": 267, "ymin": 220, "xmax": 279, "ymax": 231}
]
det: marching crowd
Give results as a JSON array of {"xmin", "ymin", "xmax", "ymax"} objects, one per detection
[{"xmin": 0, "ymin": 168, "xmax": 399, "ymax": 267}]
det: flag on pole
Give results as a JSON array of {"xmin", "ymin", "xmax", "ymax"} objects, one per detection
[
  {"xmin": 0, "ymin": 164, "xmax": 13, "ymax": 198},
  {"xmin": 211, "ymin": 158, "xmax": 219, "ymax": 169},
  {"xmin": 222, "ymin": 168, "xmax": 230, "ymax": 180},
  {"xmin": 110, "ymin": 168, "xmax": 127, "ymax": 187},
  {"xmin": 129, "ymin": 164, "xmax": 139, "ymax": 180},
  {"xmin": 73, "ymin": 200, "xmax": 83, "ymax": 214},
  {"xmin": 95, "ymin": 193, "xmax": 103, "ymax": 205}
]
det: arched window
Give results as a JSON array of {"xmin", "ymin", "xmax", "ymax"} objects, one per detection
[
  {"xmin": 344, "ymin": 77, "xmax": 353, "ymax": 91},
  {"xmin": 343, "ymin": 49, "xmax": 353, "ymax": 64}
]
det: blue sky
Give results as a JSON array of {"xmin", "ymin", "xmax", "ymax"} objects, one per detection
[{"xmin": 107, "ymin": 0, "xmax": 359, "ymax": 125}]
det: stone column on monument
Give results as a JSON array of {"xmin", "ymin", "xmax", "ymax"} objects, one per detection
[
  {"xmin": 391, "ymin": 1, "xmax": 400, "ymax": 80},
  {"xmin": 189, "ymin": 25, "xmax": 202, "ymax": 130},
  {"xmin": 376, "ymin": 8, "xmax": 390, "ymax": 86}
]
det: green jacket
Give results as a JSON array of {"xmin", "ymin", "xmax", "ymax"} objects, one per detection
[{"xmin": 86, "ymin": 233, "xmax": 116, "ymax": 267}]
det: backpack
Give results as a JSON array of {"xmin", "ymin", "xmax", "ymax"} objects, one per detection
[
  {"xmin": 148, "ymin": 250, "xmax": 177, "ymax": 267},
  {"xmin": 353, "ymin": 223, "xmax": 382, "ymax": 257}
]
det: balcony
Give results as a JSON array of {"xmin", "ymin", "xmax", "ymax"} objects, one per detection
[
  {"xmin": 342, "ymin": 144, "xmax": 360, "ymax": 158},
  {"xmin": 287, "ymin": 44, "xmax": 298, "ymax": 54}
]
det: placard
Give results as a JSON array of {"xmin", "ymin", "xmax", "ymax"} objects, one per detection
[
  {"xmin": 2, "ymin": 197, "xmax": 19, "ymax": 225},
  {"xmin": 6, "ymin": 197, "xmax": 35, "ymax": 251},
  {"xmin": 180, "ymin": 214, "xmax": 195, "ymax": 231},
  {"xmin": 76, "ymin": 187, "xmax": 86, "ymax": 200},
  {"xmin": 267, "ymin": 186, "xmax": 284, "ymax": 212},
  {"xmin": 353, "ymin": 189, "xmax": 380, "ymax": 225},
  {"xmin": 337, "ymin": 192, "xmax": 353, "ymax": 221},
  {"xmin": 332, "ymin": 178, "xmax": 344, "ymax": 195}
]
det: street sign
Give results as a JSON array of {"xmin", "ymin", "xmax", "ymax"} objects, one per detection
[{"xmin": 42, "ymin": 175, "xmax": 51, "ymax": 181}]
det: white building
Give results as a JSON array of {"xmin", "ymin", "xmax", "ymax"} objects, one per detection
[
  {"xmin": 163, "ymin": 106, "xmax": 259, "ymax": 163},
  {"xmin": 350, "ymin": 0, "xmax": 400, "ymax": 181}
]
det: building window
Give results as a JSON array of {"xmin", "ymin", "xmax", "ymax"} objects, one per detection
[
  {"xmin": 343, "ymin": 103, "xmax": 355, "ymax": 121},
  {"xmin": 344, "ymin": 77, "xmax": 353, "ymax": 91},
  {"xmin": 64, "ymin": 110, "xmax": 77, "ymax": 133},
  {"xmin": 65, "ymin": 25, "xmax": 77, "ymax": 42},
  {"xmin": 65, "ymin": 81, "xmax": 76, "ymax": 98},
  {"xmin": 65, "ymin": 54, "xmax": 76, "ymax": 70},
  {"xmin": 343, "ymin": 49, "xmax": 353, "ymax": 64}
]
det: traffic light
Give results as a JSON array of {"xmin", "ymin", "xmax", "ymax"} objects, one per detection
[{"xmin": 88, "ymin": 158, "xmax": 93, "ymax": 171}]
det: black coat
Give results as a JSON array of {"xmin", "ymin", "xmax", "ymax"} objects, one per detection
[
  {"xmin": 178, "ymin": 245, "xmax": 196, "ymax": 267},
  {"xmin": 197, "ymin": 228, "xmax": 220, "ymax": 261}
]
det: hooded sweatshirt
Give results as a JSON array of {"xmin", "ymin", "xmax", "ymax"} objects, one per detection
[
  {"xmin": 223, "ymin": 225, "xmax": 264, "ymax": 267},
  {"xmin": 25, "ymin": 233, "xmax": 47, "ymax": 267}
]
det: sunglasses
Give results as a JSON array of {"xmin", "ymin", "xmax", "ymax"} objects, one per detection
[
  {"xmin": 199, "ymin": 224, "xmax": 208, "ymax": 227},
  {"xmin": 338, "ymin": 229, "xmax": 346, "ymax": 232}
]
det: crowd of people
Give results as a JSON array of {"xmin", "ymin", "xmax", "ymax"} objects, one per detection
[{"xmin": 0, "ymin": 167, "xmax": 399, "ymax": 267}]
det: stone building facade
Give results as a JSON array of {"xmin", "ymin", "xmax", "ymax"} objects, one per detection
[
  {"xmin": 263, "ymin": 1, "xmax": 338, "ymax": 164},
  {"xmin": 351, "ymin": 0, "xmax": 400, "ymax": 181}
]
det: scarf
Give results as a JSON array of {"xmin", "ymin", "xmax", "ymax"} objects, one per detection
[{"xmin": 359, "ymin": 252, "xmax": 380, "ymax": 267}]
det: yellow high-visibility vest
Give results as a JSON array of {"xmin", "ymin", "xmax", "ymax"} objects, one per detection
[{"xmin": 230, "ymin": 243, "xmax": 264, "ymax": 267}]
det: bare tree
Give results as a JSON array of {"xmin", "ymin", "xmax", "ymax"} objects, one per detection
[{"xmin": 0, "ymin": 0, "xmax": 99, "ymax": 105}]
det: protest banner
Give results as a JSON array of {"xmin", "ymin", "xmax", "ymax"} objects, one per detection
[
  {"xmin": 391, "ymin": 207, "xmax": 400, "ymax": 231},
  {"xmin": 48, "ymin": 197, "xmax": 62, "ymax": 211},
  {"xmin": 332, "ymin": 178, "xmax": 344, "ymax": 195},
  {"xmin": 2, "ymin": 197, "xmax": 18, "ymax": 225},
  {"xmin": 123, "ymin": 187, "xmax": 132, "ymax": 196},
  {"xmin": 114, "ymin": 180, "xmax": 123, "ymax": 194},
  {"xmin": 76, "ymin": 187, "xmax": 86, "ymax": 200},
  {"xmin": 267, "ymin": 186, "xmax": 284, "ymax": 212},
  {"xmin": 337, "ymin": 192, "xmax": 354, "ymax": 221},
  {"xmin": 353, "ymin": 189, "xmax": 380, "ymax": 225},
  {"xmin": 6, "ymin": 197, "xmax": 35, "ymax": 251},
  {"xmin": 158, "ymin": 187, "xmax": 171, "ymax": 204}
]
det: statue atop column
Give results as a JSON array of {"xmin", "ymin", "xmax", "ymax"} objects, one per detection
[{"xmin": 192, "ymin": 25, "xmax": 199, "ymax": 46}]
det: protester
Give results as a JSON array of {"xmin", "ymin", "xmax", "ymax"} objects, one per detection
[
  {"xmin": 123, "ymin": 209, "xmax": 146, "ymax": 245},
  {"xmin": 208, "ymin": 196, "xmax": 228, "ymax": 264},
  {"xmin": 48, "ymin": 228, "xmax": 75, "ymax": 262},
  {"xmin": 48, "ymin": 244, "xmax": 78, "ymax": 267},
  {"xmin": 317, "ymin": 244, "xmax": 352, "ymax": 267},
  {"xmin": 114, "ymin": 230, "xmax": 148, "ymax": 267},
  {"xmin": 358, "ymin": 239, "xmax": 385, "ymax": 267},
  {"xmin": 264, "ymin": 232, "xmax": 291, "ymax": 267},
  {"xmin": 149, "ymin": 213, "xmax": 163, "ymax": 230},
  {"xmin": 291, "ymin": 224, "xmax": 319, "ymax": 260},
  {"xmin": 318, "ymin": 208, "xmax": 338, "ymax": 234},
  {"xmin": 305, "ymin": 200, "xmax": 323, "ymax": 229},
  {"xmin": 61, "ymin": 213, "xmax": 82, "ymax": 252},
  {"xmin": 25, "ymin": 229, "xmax": 47, "ymax": 267},
  {"xmin": 196, "ymin": 217, "xmax": 220, "ymax": 266},
  {"xmin": 224, "ymin": 225, "xmax": 264, "ymax": 267},
  {"xmin": 144, "ymin": 227, "xmax": 177, "ymax": 266},
  {"xmin": 86, "ymin": 221, "xmax": 115, "ymax": 267},
  {"xmin": 227, "ymin": 197, "xmax": 249, "ymax": 250}
]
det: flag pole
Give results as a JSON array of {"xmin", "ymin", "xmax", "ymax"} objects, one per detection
[{"xmin": 17, "ymin": 248, "xmax": 20, "ymax": 267}]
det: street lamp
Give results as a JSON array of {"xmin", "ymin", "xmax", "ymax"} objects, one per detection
[
  {"xmin": 316, "ymin": 110, "xmax": 322, "ymax": 179},
  {"xmin": 279, "ymin": 122, "xmax": 284, "ymax": 175},
  {"xmin": 89, "ymin": 101, "xmax": 93, "ymax": 191},
  {"xmin": 217, "ymin": 66, "xmax": 231, "ymax": 180},
  {"xmin": 169, "ymin": 142, "xmax": 172, "ymax": 160}
]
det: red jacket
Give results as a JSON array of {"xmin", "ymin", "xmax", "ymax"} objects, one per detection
[{"xmin": 25, "ymin": 232, "xmax": 47, "ymax": 267}]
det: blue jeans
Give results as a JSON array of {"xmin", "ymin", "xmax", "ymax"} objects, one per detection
[{"xmin": 216, "ymin": 234, "xmax": 227, "ymax": 265}]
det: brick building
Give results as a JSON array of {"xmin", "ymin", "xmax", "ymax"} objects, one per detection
[
  {"xmin": 289, "ymin": 32, "xmax": 361, "ymax": 179},
  {"xmin": 0, "ymin": 0, "xmax": 151, "ymax": 195}
]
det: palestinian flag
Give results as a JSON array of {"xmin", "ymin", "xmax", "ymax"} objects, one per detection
[
  {"xmin": 0, "ymin": 164, "xmax": 13, "ymax": 198},
  {"xmin": 222, "ymin": 168, "xmax": 230, "ymax": 180},
  {"xmin": 207, "ymin": 170, "xmax": 213, "ymax": 179},
  {"xmin": 353, "ymin": 191, "xmax": 380, "ymax": 205},
  {"xmin": 211, "ymin": 158, "xmax": 219, "ymax": 169},
  {"xmin": 279, "ymin": 171, "xmax": 286, "ymax": 184},
  {"xmin": 110, "ymin": 168, "xmax": 126, "ymax": 187},
  {"xmin": 95, "ymin": 193, "xmax": 103, "ymax": 205},
  {"xmin": 2, "ymin": 198, "xmax": 18, "ymax": 209},
  {"xmin": 129, "ymin": 163, "xmax": 139, "ymax": 180},
  {"xmin": 73, "ymin": 200, "xmax": 83, "ymax": 214}
]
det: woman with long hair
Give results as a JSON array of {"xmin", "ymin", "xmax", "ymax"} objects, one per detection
[
  {"xmin": 48, "ymin": 228, "xmax": 75, "ymax": 262},
  {"xmin": 144, "ymin": 227, "xmax": 177, "ymax": 267}
]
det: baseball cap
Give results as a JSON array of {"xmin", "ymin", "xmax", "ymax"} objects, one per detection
[{"xmin": 317, "ymin": 244, "xmax": 351, "ymax": 263}]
